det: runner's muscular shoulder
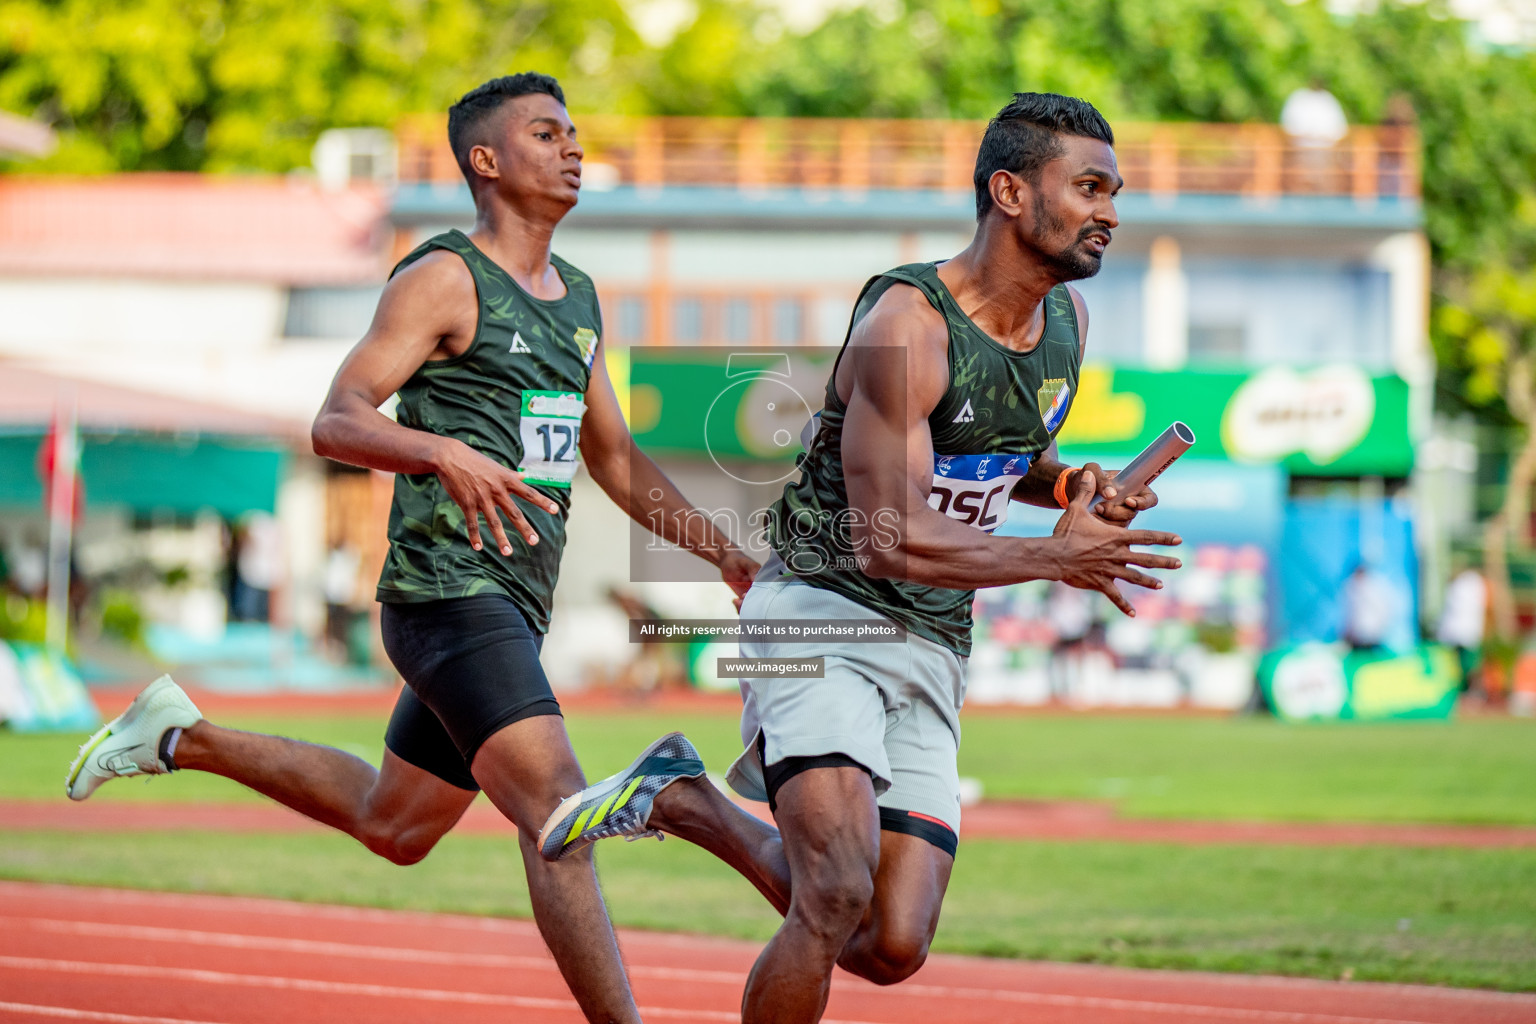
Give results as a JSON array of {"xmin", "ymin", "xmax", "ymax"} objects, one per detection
[
  {"xmin": 373, "ymin": 251, "xmax": 478, "ymax": 359},
  {"xmin": 838, "ymin": 283, "xmax": 950, "ymax": 543},
  {"xmin": 313, "ymin": 251, "xmax": 479, "ymax": 467},
  {"xmin": 336, "ymin": 252, "xmax": 480, "ymax": 404},
  {"xmin": 835, "ymin": 283, "xmax": 950, "ymax": 420}
]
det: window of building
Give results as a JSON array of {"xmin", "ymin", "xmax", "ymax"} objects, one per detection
[
  {"xmin": 1183, "ymin": 259, "xmax": 1392, "ymax": 368},
  {"xmin": 724, "ymin": 298, "xmax": 754, "ymax": 344},
  {"xmin": 614, "ymin": 296, "xmax": 648, "ymax": 342},
  {"xmin": 1187, "ymin": 323, "xmax": 1246, "ymax": 364},
  {"xmin": 283, "ymin": 286, "xmax": 383, "ymax": 339},
  {"xmin": 673, "ymin": 298, "xmax": 705, "ymax": 344},
  {"xmin": 771, "ymin": 298, "xmax": 804, "ymax": 344}
]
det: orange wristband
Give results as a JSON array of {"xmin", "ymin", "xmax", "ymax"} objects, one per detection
[{"xmin": 1053, "ymin": 466, "xmax": 1078, "ymax": 509}]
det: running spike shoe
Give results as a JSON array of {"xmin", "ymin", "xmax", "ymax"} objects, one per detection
[
  {"xmin": 66, "ymin": 675, "xmax": 201, "ymax": 801},
  {"xmin": 537, "ymin": 732, "xmax": 705, "ymax": 860}
]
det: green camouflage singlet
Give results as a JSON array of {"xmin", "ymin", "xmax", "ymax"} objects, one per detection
[
  {"xmin": 375, "ymin": 230, "xmax": 603, "ymax": 633},
  {"xmin": 766, "ymin": 262, "xmax": 1082, "ymax": 656}
]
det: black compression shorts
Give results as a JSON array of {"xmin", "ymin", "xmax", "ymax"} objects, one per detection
[{"xmin": 380, "ymin": 594, "xmax": 560, "ymax": 791}]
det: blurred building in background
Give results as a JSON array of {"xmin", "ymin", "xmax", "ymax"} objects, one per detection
[
  {"xmin": 0, "ymin": 115, "xmax": 1450, "ymax": 711},
  {"xmin": 0, "ymin": 175, "xmax": 391, "ymax": 687}
]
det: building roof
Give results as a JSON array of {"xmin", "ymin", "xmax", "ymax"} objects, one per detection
[
  {"xmin": 0, "ymin": 362, "xmax": 304, "ymax": 441},
  {"xmin": 0, "ymin": 175, "xmax": 389, "ymax": 283}
]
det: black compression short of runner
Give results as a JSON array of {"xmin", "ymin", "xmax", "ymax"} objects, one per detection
[
  {"xmin": 380, "ymin": 594, "xmax": 561, "ymax": 791},
  {"xmin": 758, "ymin": 731, "xmax": 872, "ymax": 812}
]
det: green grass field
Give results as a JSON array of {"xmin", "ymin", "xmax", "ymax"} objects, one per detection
[
  {"xmin": 4, "ymin": 707, "xmax": 1536, "ymax": 990},
  {"xmin": 8, "ymin": 709, "xmax": 1536, "ymax": 823}
]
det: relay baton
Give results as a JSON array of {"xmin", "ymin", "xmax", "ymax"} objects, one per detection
[{"xmin": 1087, "ymin": 421, "xmax": 1196, "ymax": 511}]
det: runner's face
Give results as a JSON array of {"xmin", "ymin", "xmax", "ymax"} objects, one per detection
[
  {"xmin": 1023, "ymin": 136, "xmax": 1121, "ymax": 281},
  {"xmin": 482, "ymin": 93, "xmax": 584, "ymax": 208}
]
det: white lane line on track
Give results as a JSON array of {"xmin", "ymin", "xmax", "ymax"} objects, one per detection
[
  {"xmin": 5, "ymin": 887, "xmax": 1517, "ymax": 1006},
  {"xmin": 8, "ymin": 893, "xmax": 1533, "ymax": 1020},
  {"xmin": 19, "ymin": 919, "xmax": 746, "ymax": 985},
  {"xmin": 6, "ymin": 914, "xmax": 1449, "ymax": 1019},
  {"xmin": 0, "ymin": 884, "xmax": 538, "ymax": 936},
  {"xmin": 0, "ymin": 1002, "xmax": 228, "ymax": 1024},
  {"xmin": 8, "ymin": 920, "xmax": 1498, "ymax": 1024},
  {"xmin": 10, "ymin": 917, "xmax": 1500, "ymax": 1024},
  {"xmin": 0, "ymin": 954, "xmax": 1458, "ymax": 1024},
  {"xmin": 25, "ymin": 920, "xmax": 556, "ymax": 971},
  {"xmin": 6, "ymin": 891, "xmax": 1525, "ymax": 1014},
  {"xmin": 0, "ymin": 955, "xmax": 779, "ymax": 1024},
  {"xmin": 868, "ymin": 985, "xmax": 1448, "ymax": 1024}
]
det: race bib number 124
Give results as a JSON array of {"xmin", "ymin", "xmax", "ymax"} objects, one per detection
[{"xmin": 518, "ymin": 390, "xmax": 586, "ymax": 488}]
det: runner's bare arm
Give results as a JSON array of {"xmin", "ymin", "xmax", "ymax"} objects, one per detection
[
  {"xmin": 311, "ymin": 252, "xmax": 559, "ymax": 556},
  {"xmin": 579, "ymin": 336, "xmax": 760, "ymax": 599},
  {"xmin": 841, "ymin": 285, "xmax": 1180, "ymax": 609},
  {"xmin": 1010, "ymin": 286, "xmax": 1158, "ymax": 525}
]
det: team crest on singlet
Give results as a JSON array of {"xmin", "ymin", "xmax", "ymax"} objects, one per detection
[
  {"xmin": 575, "ymin": 328, "xmax": 600, "ymax": 369},
  {"xmin": 1038, "ymin": 378, "xmax": 1071, "ymax": 434}
]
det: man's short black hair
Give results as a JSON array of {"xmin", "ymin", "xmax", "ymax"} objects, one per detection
[
  {"xmin": 447, "ymin": 72, "xmax": 566, "ymax": 184},
  {"xmin": 974, "ymin": 93, "xmax": 1114, "ymax": 219}
]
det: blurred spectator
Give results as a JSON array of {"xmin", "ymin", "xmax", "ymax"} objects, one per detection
[
  {"xmin": 1343, "ymin": 563, "xmax": 1394, "ymax": 652},
  {"xmin": 8, "ymin": 535, "xmax": 46, "ymax": 597},
  {"xmin": 323, "ymin": 544, "xmax": 362, "ymax": 654},
  {"xmin": 231, "ymin": 511, "xmax": 281, "ymax": 622},
  {"xmin": 1047, "ymin": 581, "xmax": 1094, "ymax": 700},
  {"xmin": 1436, "ymin": 566, "xmax": 1487, "ymax": 691}
]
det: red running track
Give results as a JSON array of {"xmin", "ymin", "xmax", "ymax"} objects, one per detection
[{"xmin": 0, "ymin": 882, "xmax": 1532, "ymax": 1024}]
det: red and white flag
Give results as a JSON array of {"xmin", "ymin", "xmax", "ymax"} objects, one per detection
[{"xmin": 36, "ymin": 400, "xmax": 83, "ymax": 522}]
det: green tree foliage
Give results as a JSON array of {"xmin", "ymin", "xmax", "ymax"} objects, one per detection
[{"xmin": 0, "ymin": 0, "xmax": 648, "ymax": 171}]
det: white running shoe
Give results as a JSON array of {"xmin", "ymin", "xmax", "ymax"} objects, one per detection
[{"xmin": 65, "ymin": 675, "xmax": 202, "ymax": 801}]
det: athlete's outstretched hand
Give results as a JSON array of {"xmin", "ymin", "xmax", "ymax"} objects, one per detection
[
  {"xmin": 720, "ymin": 549, "xmax": 761, "ymax": 613},
  {"xmin": 1077, "ymin": 461, "xmax": 1160, "ymax": 527},
  {"xmin": 434, "ymin": 437, "xmax": 561, "ymax": 556},
  {"xmin": 1051, "ymin": 471, "xmax": 1181, "ymax": 617}
]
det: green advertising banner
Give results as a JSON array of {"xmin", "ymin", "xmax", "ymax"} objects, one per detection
[
  {"xmin": 1258, "ymin": 643, "xmax": 1458, "ymax": 721},
  {"xmin": 627, "ymin": 349, "xmax": 838, "ymax": 463},
  {"xmin": 626, "ymin": 351, "xmax": 1413, "ymax": 477},
  {"xmin": 1057, "ymin": 365, "xmax": 1413, "ymax": 476}
]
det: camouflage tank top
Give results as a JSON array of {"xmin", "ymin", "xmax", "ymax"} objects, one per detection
[
  {"xmin": 375, "ymin": 230, "xmax": 603, "ymax": 633},
  {"xmin": 765, "ymin": 262, "xmax": 1081, "ymax": 655}
]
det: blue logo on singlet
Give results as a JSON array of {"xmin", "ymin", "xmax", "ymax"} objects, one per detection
[{"xmin": 932, "ymin": 453, "xmax": 1034, "ymax": 480}]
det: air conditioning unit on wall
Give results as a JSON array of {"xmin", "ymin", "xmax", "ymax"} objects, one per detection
[{"xmin": 312, "ymin": 129, "xmax": 397, "ymax": 191}]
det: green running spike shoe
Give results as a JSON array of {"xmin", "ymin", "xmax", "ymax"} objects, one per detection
[
  {"xmin": 66, "ymin": 675, "xmax": 201, "ymax": 801},
  {"xmin": 537, "ymin": 732, "xmax": 705, "ymax": 861}
]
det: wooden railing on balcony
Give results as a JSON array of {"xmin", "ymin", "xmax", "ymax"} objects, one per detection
[{"xmin": 396, "ymin": 116, "xmax": 1419, "ymax": 201}]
